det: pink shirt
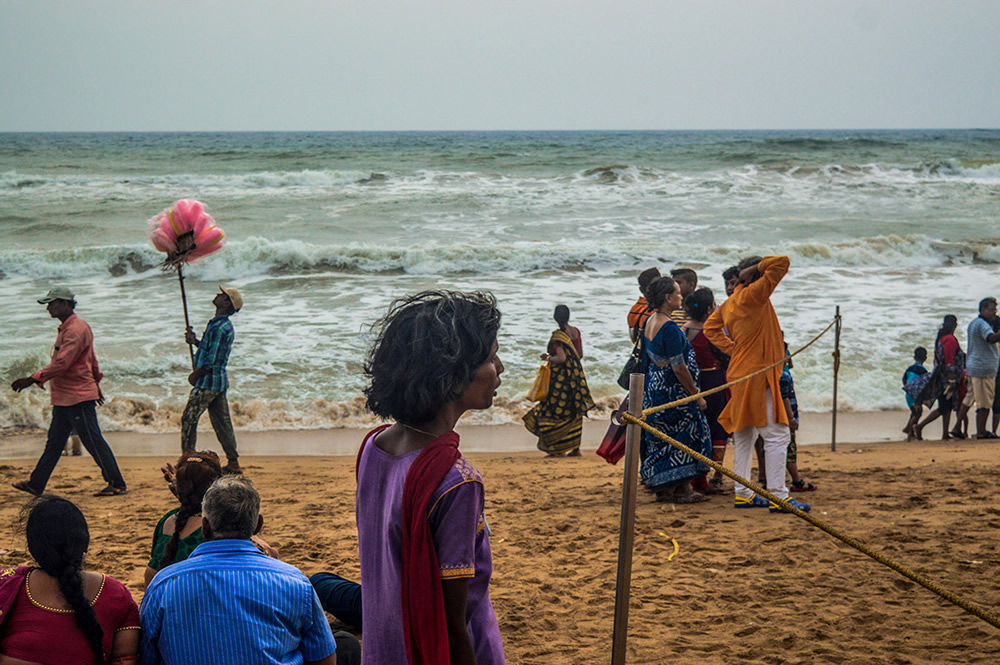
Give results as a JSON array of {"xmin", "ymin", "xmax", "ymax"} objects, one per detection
[{"xmin": 31, "ymin": 314, "xmax": 104, "ymax": 407}]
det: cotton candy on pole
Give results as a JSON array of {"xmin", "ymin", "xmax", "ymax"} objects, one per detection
[
  {"xmin": 148, "ymin": 199, "xmax": 225, "ymax": 265},
  {"xmin": 146, "ymin": 199, "xmax": 227, "ymax": 368}
]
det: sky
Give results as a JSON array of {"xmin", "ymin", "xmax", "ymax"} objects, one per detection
[{"xmin": 1, "ymin": 0, "xmax": 998, "ymax": 131}]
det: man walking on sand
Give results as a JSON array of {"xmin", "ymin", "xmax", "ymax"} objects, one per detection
[
  {"xmin": 181, "ymin": 286, "xmax": 243, "ymax": 474},
  {"xmin": 10, "ymin": 287, "xmax": 127, "ymax": 497},
  {"xmin": 704, "ymin": 256, "xmax": 810, "ymax": 513},
  {"xmin": 953, "ymin": 297, "xmax": 1000, "ymax": 440}
]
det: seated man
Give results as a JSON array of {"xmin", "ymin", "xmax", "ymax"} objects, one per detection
[{"xmin": 140, "ymin": 477, "xmax": 338, "ymax": 665}]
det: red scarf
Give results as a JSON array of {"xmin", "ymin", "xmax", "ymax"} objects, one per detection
[{"xmin": 357, "ymin": 425, "xmax": 462, "ymax": 665}]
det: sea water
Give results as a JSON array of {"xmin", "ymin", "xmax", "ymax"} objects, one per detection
[{"xmin": 1, "ymin": 130, "xmax": 999, "ymax": 431}]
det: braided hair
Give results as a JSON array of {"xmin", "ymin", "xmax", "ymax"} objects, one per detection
[
  {"xmin": 161, "ymin": 450, "xmax": 223, "ymax": 568},
  {"xmin": 25, "ymin": 495, "xmax": 105, "ymax": 665}
]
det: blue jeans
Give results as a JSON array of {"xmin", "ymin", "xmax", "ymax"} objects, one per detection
[
  {"xmin": 310, "ymin": 572, "xmax": 363, "ymax": 629},
  {"xmin": 29, "ymin": 400, "xmax": 126, "ymax": 493}
]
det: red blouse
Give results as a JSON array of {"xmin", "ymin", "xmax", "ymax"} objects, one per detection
[
  {"xmin": 689, "ymin": 329, "xmax": 719, "ymax": 371},
  {"xmin": 0, "ymin": 570, "xmax": 140, "ymax": 664}
]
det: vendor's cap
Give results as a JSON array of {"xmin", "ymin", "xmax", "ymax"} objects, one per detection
[
  {"xmin": 219, "ymin": 285, "xmax": 243, "ymax": 312},
  {"xmin": 37, "ymin": 287, "xmax": 76, "ymax": 304}
]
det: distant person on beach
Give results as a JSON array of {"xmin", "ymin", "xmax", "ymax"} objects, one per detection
[
  {"xmin": 669, "ymin": 268, "xmax": 698, "ymax": 325},
  {"xmin": 722, "ymin": 265, "xmax": 740, "ymax": 298},
  {"xmin": 902, "ymin": 347, "xmax": 928, "ymax": 441},
  {"xmin": 357, "ymin": 290, "xmax": 506, "ymax": 664},
  {"xmin": 0, "ymin": 495, "xmax": 141, "ymax": 664},
  {"xmin": 681, "ymin": 287, "xmax": 728, "ymax": 493},
  {"xmin": 993, "ymin": 363, "xmax": 1000, "ymax": 435},
  {"xmin": 523, "ymin": 305, "xmax": 596, "ymax": 457},
  {"xmin": 704, "ymin": 256, "xmax": 811, "ymax": 513},
  {"xmin": 141, "ymin": 477, "xmax": 340, "ymax": 665},
  {"xmin": 779, "ymin": 347, "xmax": 814, "ymax": 492},
  {"xmin": 953, "ymin": 297, "xmax": 1000, "ymax": 439},
  {"xmin": 628, "ymin": 267, "xmax": 660, "ymax": 342},
  {"xmin": 911, "ymin": 315, "xmax": 964, "ymax": 440},
  {"xmin": 641, "ymin": 277, "xmax": 712, "ymax": 503},
  {"xmin": 10, "ymin": 287, "xmax": 127, "ymax": 497},
  {"xmin": 181, "ymin": 286, "xmax": 243, "ymax": 474}
]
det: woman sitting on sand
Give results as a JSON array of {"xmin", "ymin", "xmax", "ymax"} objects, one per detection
[
  {"xmin": 0, "ymin": 495, "xmax": 140, "ymax": 665},
  {"xmin": 144, "ymin": 450, "xmax": 223, "ymax": 586},
  {"xmin": 356, "ymin": 290, "xmax": 506, "ymax": 665},
  {"xmin": 522, "ymin": 304, "xmax": 595, "ymax": 457},
  {"xmin": 641, "ymin": 277, "xmax": 712, "ymax": 503}
]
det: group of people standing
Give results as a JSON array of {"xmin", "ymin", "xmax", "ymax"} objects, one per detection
[
  {"xmin": 520, "ymin": 258, "xmax": 814, "ymax": 512},
  {"xmin": 631, "ymin": 259, "xmax": 810, "ymax": 512},
  {"xmin": 904, "ymin": 297, "xmax": 1000, "ymax": 441}
]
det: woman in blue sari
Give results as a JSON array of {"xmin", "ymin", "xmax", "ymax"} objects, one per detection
[{"xmin": 641, "ymin": 277, "xmax": 713, "ymax": 503}]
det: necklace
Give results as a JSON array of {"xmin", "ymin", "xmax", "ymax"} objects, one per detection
[{"xmin": 400, "ymin": 422, "xmax": 446, "ymax": 438}]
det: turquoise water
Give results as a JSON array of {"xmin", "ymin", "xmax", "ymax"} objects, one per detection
[{"xmin": 2, "ymin": 130, "xmax": 999, "ymax": 430}]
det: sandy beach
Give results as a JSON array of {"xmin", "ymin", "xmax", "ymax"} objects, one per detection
[{"xmin": 2, "ymin": 413, "xmax": 999, "ymax": 664}]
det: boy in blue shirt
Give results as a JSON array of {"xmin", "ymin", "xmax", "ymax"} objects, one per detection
[{"xmin": 903, "ymin": 347, "xmax": 928, "ymax": 441}]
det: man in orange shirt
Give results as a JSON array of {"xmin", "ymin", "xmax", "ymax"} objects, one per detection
[
  {"xmin": 10, "ymin": 287, "xmax": 127, "ymax": 497},
  {"xmin": 704, "ymin": 257, "xmax": 810, "ymax": 513},
  {"xmin": 627, "ymin": 267, "xmax": 660, "ymax": 342}
]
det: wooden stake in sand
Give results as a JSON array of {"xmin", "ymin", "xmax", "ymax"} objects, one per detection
[
  {"xmin": 831, "ymin": 305, "xmax": 842, "ymax": 452},
  {"xmin": 611, "ymin": 373, "xmax": 644, "ymax": 665}
]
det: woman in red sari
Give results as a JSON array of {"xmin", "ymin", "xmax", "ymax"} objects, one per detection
[{"xmin": 0, "ymin": 496, "xmax": 140, "ymax": 665}]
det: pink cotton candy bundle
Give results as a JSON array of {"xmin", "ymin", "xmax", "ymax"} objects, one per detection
[{"xmin": 148, "ymin": 199, "xmax": 225, "ymax": 265}]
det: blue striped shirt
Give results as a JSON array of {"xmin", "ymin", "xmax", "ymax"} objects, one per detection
[
  {"xmin": 193, "ymin": 315, "xmax": 234, "ymax": 392},
  {"xmin": 140, "ymin": 539, "xmax": 336, "ymax": 665}
]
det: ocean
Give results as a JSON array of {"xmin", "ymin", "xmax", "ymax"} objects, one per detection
[{"xmin": 2, "ymin": 129, "xmax": 999, "ymax": 432}]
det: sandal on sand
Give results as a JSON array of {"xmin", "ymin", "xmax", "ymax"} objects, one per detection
[
  {"xmin": 976, "ymin": 432, "xmax": 998, "ymax": 440},
  {"xmin": 12, "ymin": 481, "xmax": 41, "ymax": 496},
  {"xmin": 950, "ymin": 429, "xmax": 967, "ymax": 440},
  {"xmin": 94, "ymin": 485, "xmax": 127, "ymax": 497},
  {"xmin": 221, "ymin": 463, "xmax": 244, "ymax": 475},
  {"xmin": 734, "ymin": 494, "xmax": 770, "ymax": 508},
  {"xmin": 673, "ymin": 491, "xmax": 709, "ymax": 504},
  {"xmin": 791, "ymin": 480, "xmax": 817, "ymax": 492},
  {"xmin": 770, "ymin": 497, "xmax": 811, "ymax": 513},
  {"xmin": 703, "ymin": 485, "xmax": 727, "ymax": 495}
]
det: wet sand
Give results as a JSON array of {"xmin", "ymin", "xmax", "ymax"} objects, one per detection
[{"xmin": 2, "ymin": 428, "xmax": 1000, "ymax": 664}]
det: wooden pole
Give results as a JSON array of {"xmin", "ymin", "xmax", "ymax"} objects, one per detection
[
  {"xmin": 177, "ymin": 264, "xmax": 195, "ymax": 369},
  {"xmin": 611, "ymin": 373, "xmax": 644, "ymax": 665},
  {"xmin": 831, "ymin": 305, "xmax": 842, "ymax": 452}
]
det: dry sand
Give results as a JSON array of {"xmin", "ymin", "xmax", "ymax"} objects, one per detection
[{"xmin": 2, "ymin": 415, "xmax": 1000, "ymax": 664}]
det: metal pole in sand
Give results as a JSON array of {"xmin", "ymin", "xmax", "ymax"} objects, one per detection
[
  {"xmin": 831, "ymin": 305, "xmax": 842, "ymax": 452},
  {"xmin": 177, "ymin": 264, "xmax": 195, "ymax": 369},
  {"xmin": 611, "ymin": 373, "xmax": 644, "ymax": 665}
]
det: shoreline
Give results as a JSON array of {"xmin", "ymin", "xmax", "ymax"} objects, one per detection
[{"xmin": 0, "ymin": 409, "xmax": 916, "ymax": 460}]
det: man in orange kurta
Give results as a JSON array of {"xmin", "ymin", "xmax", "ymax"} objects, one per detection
[{"xmin": 704, "ymin": 256, "xmax": 810, "ymax": 512}]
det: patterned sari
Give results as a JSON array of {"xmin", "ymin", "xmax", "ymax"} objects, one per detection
[
  {"xmin": 523, "ymin": 329, "xmax": 596, "ymax": 454},
  {"xmin": 641, "ymin": 320, "xmax": 712, "ymax": 492}
]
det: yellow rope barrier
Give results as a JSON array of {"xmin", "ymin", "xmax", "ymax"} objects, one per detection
[
  {"xmin": 641, "ymin": 318, "xmax": 838, "ymax": 416},
  {"xmin": 621, "ymin": 411, "xmax": 1000, "ymax": 630}
]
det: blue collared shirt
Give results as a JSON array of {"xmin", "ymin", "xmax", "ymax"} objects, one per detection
[
  {"xmin": 140, "ymin": 539, "xmax": 336, "ymax": 665},
  {"xmin": 193, "ymin": 315, "xmax": 235, "ymax": 392}
]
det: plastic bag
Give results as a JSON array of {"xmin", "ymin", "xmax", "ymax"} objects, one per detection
[{"xmin": 526, "ymin": 363, "xmax": 551, "ymax": 402}]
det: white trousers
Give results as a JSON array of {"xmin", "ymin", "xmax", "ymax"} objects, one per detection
[{"xmin": 732, "ymin": 387, "xmax": 790, "ymax": 500}]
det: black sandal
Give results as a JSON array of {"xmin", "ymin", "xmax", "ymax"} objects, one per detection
[{"xmin": 94, "ymin": 485, "xmax": 127, "ymax": 497}]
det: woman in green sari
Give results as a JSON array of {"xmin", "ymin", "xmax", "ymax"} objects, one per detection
[{"xmin": 523, "ymin": 305, "xmax": 596, "ymax": 456}]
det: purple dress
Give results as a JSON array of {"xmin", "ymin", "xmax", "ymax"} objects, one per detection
[{"xmin": 356, "ymin": 431, "xmax": 506, "ymax": 665}]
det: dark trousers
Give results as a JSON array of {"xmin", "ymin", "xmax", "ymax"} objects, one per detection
[
  {"xmin": 310, "ymin": 572, "xmax": 363, "ymax": 629},
  {"xmin": 29, "ymin": 401, "xmax": 126, "ymax": 493}
]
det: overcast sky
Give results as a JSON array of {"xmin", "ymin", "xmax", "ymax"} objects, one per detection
[{"xmin": 2, "ymin": 0, "xmax": 998, "ymax": 131}]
